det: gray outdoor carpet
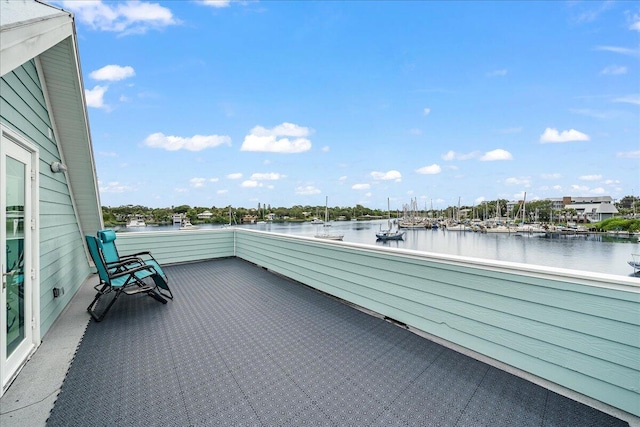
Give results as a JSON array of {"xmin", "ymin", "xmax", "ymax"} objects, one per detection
[{"xmin": 46, "ymin": 258, "xmax": 628, "ymax": 427}]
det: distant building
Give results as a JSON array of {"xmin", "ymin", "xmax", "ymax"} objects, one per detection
[
  {"xmin": 242, "ymin": 215, "xmax": 258, "ymax": 224},
  {"xmin": 549, "ymin": 196, "xmax": 618, "ymax": 222},
  {"xmin": 197, "ymin": 210, "xmax": 213, "ymax": 220},
  {"xmin": 506, "ymin": 196, "xmax": 618, "ymax": 223}
]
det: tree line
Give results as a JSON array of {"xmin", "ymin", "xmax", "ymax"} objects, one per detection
[
  {"xmin": 102, "ymin": 196, "xmax": 639, "ymax": 227},
  {"xmin": 102, "ymin": 203, "xmax": 387, "ymax": 226}
]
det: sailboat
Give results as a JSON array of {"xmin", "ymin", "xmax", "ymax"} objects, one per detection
[
  {"xmin": 314, "ymin": 196, "xmax": 344, "ymax": 241},
  {"xmin": 257, "ymin": 203, "xmax": 266, "ymax": 224},
  {"xmin": 376, "ymin": 198, "xmax": 405, "ymax": 241}
]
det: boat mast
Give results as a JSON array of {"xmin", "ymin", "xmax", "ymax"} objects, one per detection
[{"xmin": 325, "ymin": 196, "xmax": 329, "ymax": 222}]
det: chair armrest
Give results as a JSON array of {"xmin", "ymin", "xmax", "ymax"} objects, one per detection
[
  {"xmin": 108, "ymin": 263, "xmax": 155, "ymax": 279},
  {"xmin": 105, "ymin": 259, "xmax": 137, "ymax": 269},
  {"xmin": 123, "ymin": 251, "xmax": 152, "ymax": 258}
]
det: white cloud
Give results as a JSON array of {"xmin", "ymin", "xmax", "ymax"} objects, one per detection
[
  {"xmin": 198, "ymin": 0, "xmax": 232, "ymax": 8},
  {"xmin": 571, "ymin": 2, "xmax": 613, "ymax": 24},
  {"xmin": 227, "ymin": 173, "xmax": 243, "ymax": 180},
  {"xmin": 629, "ymin": 14, "xmax": 640, "ymax": 31},
  {"xmin": 539, "ymin": 128, "xmax": 590, "ymax": 143},
  {"xmin": 174, "ymin": 188, "xmax": 188, "ymax": 193},
  {"xmin": 250, "ymin": 173, "xmax": 284, "ymax": 181},
  {"xmin": 98, "ymin": 181, "xmax": 133, "ymax": 193},
  {"xmin": 600, "ymin": 65, "xmax": 627, "ymax": 75},
  {"xmin": 423, "ymin": 108, "xmax": 431, "ymax": 115},
  {"xmin": 578, "ymin": 174, "xmax": 602, "ymax": 181},
  {"xmin": 241, "ymin": 180, "xmax": 261, "ymax": 188},
  {"xmin": 190, "ymin": 178, "xmax": 207, "ymax": 188},
  {"xmin": 595, "ymin": 46, "xmax": 639, "ymax": 56},
  {"xmin": 99, "ymin": 151, "xmax": 117, "ymax": 157},
  {"xmin": 441, "ymin": 150, "xmax": 479, "ymax": 161},
  {"xmin": 409, "ymin": 128, "xmax": 423, "ymax": 135},
  {"xmin": 209, "ymin": 178, "xmax": 219, "ymax": 182},
  {"xmin": 569, "ymin": 108, "xmax": 617, "ymax": 119},
  {"xmin": 144, "ymin": 132, "xmax": 231, "ymax": 151},
  {"xmin": 415, "ymin": 164, "xmax": 442, "ymax": 175},
  {"xmin": 442, "ymin": 151, "xmax": 456, "ymax": 161},
  {"xmin": 371, "ymin": 170, "xmax": 402, "ymax": 182},
  {"xmin": 571, "ymin": 185, "xmax": 590, "ymax": 192},
  {"xmin": 217, "ymin": 189, "xmax": 228, "ymax": 194},
  {"xmin": 241, "ymin": 122, "xmax": 312, "ymax": 153},
  {"xmin": 487, "ymin": 69, "xmax": 508, "ymax": 77},
  {"xmin": 603, "ymin": 179, "xmax": 620, "ymax": 185},
  {"xmin": 617, "ymin": 150, "xmax": 640, "ymax": 158},
  {"xmin": 552, "ymin": 185, "xmax": 562, "ymax": 191},
  {"xmin": 505, "ymin": 177, "xmax": 531, "ymax": 187},
  {"xmin": 479, "ymin": 149, "xmax": 513, "ymax": 161},
  {"xmin": 59, "ymin": 1, "xmax": 179, "ymax": 34},
  {"xmin": 541, "ymin": 173, "xmax": 562, "ymax": 179},
  {"xmin": 89, "ymin": 65, "xmax": 135, "ymax": 81},
  {"xmin": 339, "ymin": 176, "xmax": 348, "ymax": 181},
  {"xmin": 85, "ymin": 85, "xmax": 108, "ymax": 109},
  {"xmin": 322, "ymin": 146, "xmax": 330, "ymax": 152},
  {"xmin": 591, "ymin": 187, "xmax": 606, "ymax": 194},
  {"xmin": 352, "ymin": 183, "xmax": 371, "ymax": 190},
  {"xmin": 296, "ymin": 185, "xmax": 321, "ymax": 195},
  {"xmin": 613, "ymin": 95, "xmax": 640, "ymax": 105}
]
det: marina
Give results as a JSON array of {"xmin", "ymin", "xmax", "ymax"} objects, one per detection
[{"xmin": 116, "ymin": 219, "xmax": 640, "ymax": 277}]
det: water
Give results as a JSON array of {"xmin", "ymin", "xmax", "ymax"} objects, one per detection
[{"xmin": 118, "ymin": 220, "xmax": 639, "ymax": 278}]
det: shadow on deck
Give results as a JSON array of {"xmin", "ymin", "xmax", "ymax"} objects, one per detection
[{"xmin": 46, "ymin": 258, "xmax": 628, "ymax": 426}]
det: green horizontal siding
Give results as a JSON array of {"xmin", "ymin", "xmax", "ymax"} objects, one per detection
[
  {"xmin": 1, "ymin": 59, "xmax": 90, "ymax": 338},
  {"xmin": 115, "ymin": 229, "xmax": 235, "ymax": 265},
  {"xmin": 231, "ymin": 230, "xmax": 640, "ymax": 418}
]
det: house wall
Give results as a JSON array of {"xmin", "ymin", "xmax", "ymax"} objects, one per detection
[{"xmin": 1, "ymin": 60, "xmax": 91, "ymax": 337}]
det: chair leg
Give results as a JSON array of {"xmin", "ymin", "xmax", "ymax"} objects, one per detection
[
  {"xmin": 151, "ymin": 275, "xmax": 173, "ymax": 300},
  {"xmin": 147, "ymin": 288, "xmax": 168, "ymax": 304},
  {"xmin": 87, "ymin": 286, "xmax": 123, "ymax": 322},
  {"xmin": 157, "ymin": 288, "xmax": 173, "ymax": 300}
]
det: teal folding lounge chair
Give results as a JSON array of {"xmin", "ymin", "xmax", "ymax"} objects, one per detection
[
  {"xmin": 97, "ymin": 229, "xmax": 173, "ymax": 300},
  {"xmin": 85, "ymin": 235, "xmax": 168, "ymax": 322}
]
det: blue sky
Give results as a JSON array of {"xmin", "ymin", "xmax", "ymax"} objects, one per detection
[{"xmin": 53, "ymin": 0, "xmax": 639, "ymax": 210}]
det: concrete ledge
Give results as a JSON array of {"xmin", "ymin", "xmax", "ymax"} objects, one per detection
[{"xmin": 0, "ymin": 275, "xmax": 94, "ymax": 427}]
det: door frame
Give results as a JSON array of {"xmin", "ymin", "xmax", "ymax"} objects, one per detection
[{"xmin": 0, "ymin": 124, "xmax": 40, "ymax": 396}]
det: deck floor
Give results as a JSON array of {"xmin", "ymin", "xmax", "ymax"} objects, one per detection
[{"xmin": 46, "ymin": 258, "xmax": 627, "ymax": 426}]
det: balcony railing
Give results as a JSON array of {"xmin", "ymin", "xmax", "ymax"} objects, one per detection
[{"xmin": 116, "ymin": 227, "xmax": 640, "ymax": 420}]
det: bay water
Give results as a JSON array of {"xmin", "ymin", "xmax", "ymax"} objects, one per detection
[{"xmin": 118, "ymin": 219, "xmax": 639, "ymax": 278}]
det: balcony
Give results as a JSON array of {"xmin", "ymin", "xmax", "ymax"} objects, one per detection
[{"xmin": 1, "ymin": 228, "xmax": 638, "ymax": 426}]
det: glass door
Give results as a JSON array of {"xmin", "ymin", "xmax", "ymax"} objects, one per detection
[{"xmin": 1, "ymin": 139, "xmax": 33, "ymax": 391}]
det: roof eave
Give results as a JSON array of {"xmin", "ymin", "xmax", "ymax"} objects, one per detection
[{"xmin": 0, "ymin": 11, "xmax": 73, "ymax": 77}]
